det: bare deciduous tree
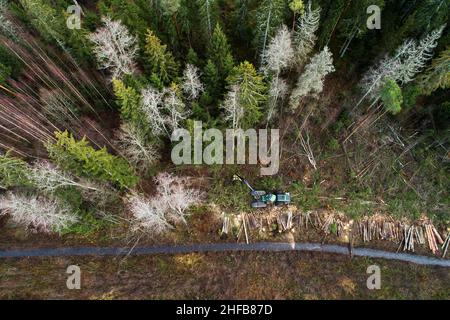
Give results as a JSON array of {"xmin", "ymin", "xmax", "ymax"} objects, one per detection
[
  {"xmin": 163, "ymin": 87, "xmax": 189, "ymax": 132},
  {"xmin": 299, "ymin": 130, "xmax": 317, "ymax": 170},
  {"xmin": 360, "ymin": 26, "xmax": 445, "ymax": 102},
  {"xmin": 221, "ymin": 85, "xmax": 243, "ymax": 130},
  {"xmin": 267, "ymin": 77, "xmax": 289, "ymax": 123},
  {"xmin": 154, "ymin": 173, "xmax": 202, "ymax": 224},
  {"xmin": 262, "ymin": 25, "xmax": 294, "ymax": 75},
  {"xmin": 261, "ymin": 25, "xmax": 293, "ymax": 123},
  {"xmin": 396, "ymin": 25, "xmax": 445, "ymax": 84},
  {"xmin": 293, "ymin": 1, "xmax": 320, "ymax": 67},
  {"xmin": 290, "ymin": 46, "xmax": 335, "ymax": 109},
  {"xmin": 89, "ymin": 17, "xmax": 138, "ymax": 79},
  {"xmin": 359, "ymin": 43, "xmax": 409, "ymax": 101},
  {"xmin": 141, "ymin": 86, "xmax": 166, "ymax": 135},
  {"xmin": 141, "ymin": 86, "xmax": 189, "ymax": 136},
  {"xmin": 116, "ymin": 123, "xmax": 160, "ymax": 173},
  {"xmin": 127, "ymin": 173, "xmax": 202, "ymax": 234},
  {"xmin": 28, "ymin": 161, "xmax": 100, "ymax": 193},
  {"xmin": 128, "ymin": 194, "xmax": 172, "ymax": 234},
  {"xmin": 181, "ymin": 64, "xmax": 204, "ymax": 100},
  {"xmin": 0, "ymin": 193, "xmax": 78, "ymax": 233}
]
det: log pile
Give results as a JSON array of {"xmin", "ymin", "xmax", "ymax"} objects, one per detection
[
  {"xmin": 277, "ymin": 210, "xmax": 294, "ymax": 232},
  {"xmin": 357, "ymin": 215, "xmax": 400, "ymax": 242},
  {"xmin": 221, "ymin": 214, "xmax": 230, "ymax": 235},
  {"xmin": 425, "ymin": 224, "xmax": 442, "ymax": 255},
  {"xmin": 442, "ymin": 233, "xmax": 450, "ymax": 258},
  {"xmin": 296, "ymin": 210, "xmax": 322, "ymax": 229},
  {"xmin": 219, "ymin": 207, "xmax": 448, "ymax": 256},
  {"xmin": 321, "ymin": 213, "xmax": 347, "ymax": 237}
]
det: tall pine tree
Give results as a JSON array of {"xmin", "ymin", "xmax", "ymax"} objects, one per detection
[
  {"xmin": 317, "ymin": 0, "xmax": 347, "ymax": 49},
  {"xmin": 336, "ymin": 0, "xmax": 385, "ymax": 58},
  {"xmin": 418, "ymin": 47, "xmax": 450, "ymax": 95},
  {"xmin": 196, "ymin": 0, "xmax": 220, "ymax": 44},
  {"xmin": 226, "ymin": 61, "xmax": 267, "ymax": 128},
  {"xmin": 254, "ymin": 0, "xmax": 288, "ymax": 60},
  {"xmin": 144, "ymin": 30, "xmax": 180, "ymax": 85},
  {"xmin": 208, "ymin": 23, "xmax": 235, "ymax": 88}
]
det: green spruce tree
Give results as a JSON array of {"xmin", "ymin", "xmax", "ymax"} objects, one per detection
[
  {"xmin": 226, "ymin": 61, "xmax": 267, "ymax": 128},
  {"xmin": 144, "ymin": 29, "xmax": 180, "ymax": 85},
  {"xmin": 254, "ymin": 0, "xmax": 288, "ymax": 59},
  {"xmin": 47, "ymin": 131, "xmax": 138, "ymax": 189},
  {"xmin": 418, "ymin": 47, "xmax": 450, "ymax": 95},
  {"xmin": 209, "ymin": 23, "xmax": 235, "ymax": 80}
]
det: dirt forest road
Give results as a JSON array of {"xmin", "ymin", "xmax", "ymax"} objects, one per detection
[{"xmin": 1, "ymin": 242, "xmax": 449, "ymax": 267}]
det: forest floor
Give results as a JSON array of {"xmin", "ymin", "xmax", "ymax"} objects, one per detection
[
  {"xmin": 1, "ymin": 158, "xmax": 449, "ymax": 300},
  {"xmin": 1, "ymin": 118, "xmax": 449, "ymax": 299},
  {"xmin": 0, "ymin": 251, "xmax": 448, "ymax": 299}
]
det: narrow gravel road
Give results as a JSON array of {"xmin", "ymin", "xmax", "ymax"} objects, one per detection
[{"xmin": 0, "ymin": 242, "xmax": 449, "ymax": 267}]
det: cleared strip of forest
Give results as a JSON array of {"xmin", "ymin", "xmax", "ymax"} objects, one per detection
[{"xmin": 0, "ymin": 242, "xmax": 449, "ymax": 268}]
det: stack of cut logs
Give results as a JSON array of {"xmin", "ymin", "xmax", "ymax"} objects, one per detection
[
  {"xmin": 220, "ymin": 208, "xmax": 449, "ymax": 256},
  {"xmin": 424, "ymin": 223, "xmax": 443, "ymax": 255}
]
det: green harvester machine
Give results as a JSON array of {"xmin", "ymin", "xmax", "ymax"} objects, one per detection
[{"xmin": 233, "ymin": 174, "xmax": 291, "ymax": 209}]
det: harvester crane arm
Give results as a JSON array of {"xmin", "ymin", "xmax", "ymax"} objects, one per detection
[{"xmin": 233, "ymin": 174, "xmax": 255, "ymax": 192}]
